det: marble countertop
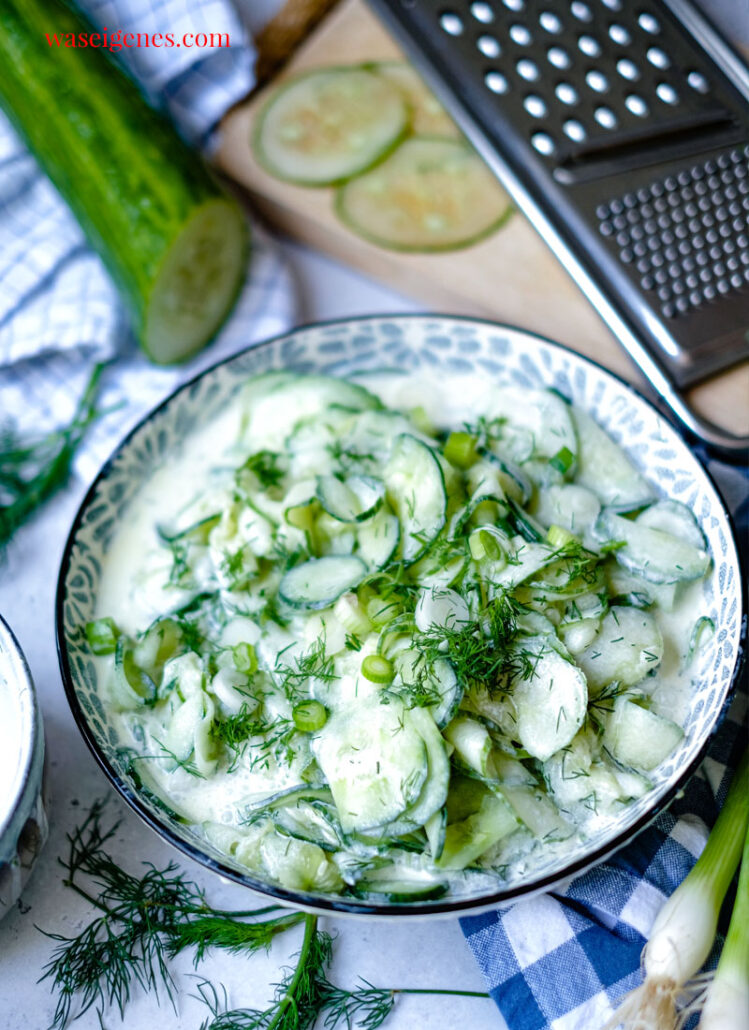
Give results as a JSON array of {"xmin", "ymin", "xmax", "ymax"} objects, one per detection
[{"xmin": 0, "ymin": 241, "xmax": 503, "ymax": 1030}]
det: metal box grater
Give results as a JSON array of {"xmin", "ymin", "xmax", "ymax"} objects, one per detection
[{"xmin": 367, "ymin": 0, "xmax": 749, "ymax": 455}]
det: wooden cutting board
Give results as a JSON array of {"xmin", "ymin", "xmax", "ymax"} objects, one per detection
[{"xmin": 216, "ymin": 0, "xmax": 748, "ymax": 436}]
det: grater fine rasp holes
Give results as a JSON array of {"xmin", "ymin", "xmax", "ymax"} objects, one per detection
[{"xmin": 597, "ymin": 147, "xmax": 749, "ymax": 319}]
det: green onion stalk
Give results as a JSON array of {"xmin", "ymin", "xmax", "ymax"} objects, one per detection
[
  {"xmin": 695, "ymin": 815, "xmax": 749, "ymax": 1028},
  {"xmin": 604, "ymin": 748, "xmax": 748, "ymax": 1030}
]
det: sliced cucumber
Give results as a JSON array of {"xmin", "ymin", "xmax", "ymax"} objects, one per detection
[
  {"xmin": 604, "ymin": 563, "xmax": 680, "ymax": 613},
  {"xmin": 603, "ymin": 698, "xmax": 684, "ymax": 771},
  {"xmin": 481, "ymin": 451, "xmax": 532, "ymax": 505},
  {"xmin": 414, "ymin": 587, "xmax": 470, "ymax": 633},
  {"xmin": 113, "ymin": 637, "xmax": 158, "ymax": 709},
  {"xmin": 347, "ymin": 409, "xmax": 417, "ymax": 462},
  {"xmin": 395, "ymin": 649, "xmax": 462, "ymax": 728},
  {"xmin": 254, "ymin": 67, "xmax": 409, "ymax": 185},
  {"xmin": 279, "ymin": 555, "xmax": 367, "ymax": 610},
  {"xmin": 545, "ymin": 737, "xmax": 650, "ymax": 814},
  {"xmin": 271, "ymin": 799, "xmax": 342, "ymax": 851},
  {"xmin": 533, "ymin": 484, "xmax": 601, "ymax": 542},
  {"xmin": 636, "ymin": 500, "xmax": 707, "ymax": 550},
  {"xmin": 577, "ymin": 606, "xmax": 663, "ymax": 693},
  {"xmin": 488, "ymin": 388, "xmax": 578, "ymax": 468},
  {"xmin": 437, "ymin": 785, "xmax": 518, "ymax": 871},
  {"xmin": 376, "ymin": 706, "xmax": 450, "ymax": 836},
  {"xmin": 312, "ymin": 699, "xmax": 429, "ymax": 833},
  {"xmin": 487, "ymin": 539, "xmax": 558, "ymax": 592},
  {"xmin": 243, "ymin": 374, "xmax": 381, "ymax": 449},
  {"xmin": 425, "ymin": 808, "xmax": 447, "ymax": 861},
  {"xmin": 597, "ymin": 510, "xmax": 710, "ymax": 585},
  {"xmin": 444, "ymin": 716, "xmax": 494, "ymax": 778},
  {"xmin": 374, "ymin": 62, "xmax": 461, "ymax": 138},
  {"xmin": 336, "ymin": 137, "xmax": 512, "ymax": 252},
  {"xmin": 509, "ymin": 640, "xmax": 588, "ymax": 761},
  {"xmin": 260, "ymin": 830, "xmax": 343, "ymax": 892},
  {"xmin": 316, "ymin": 474, "xmax": 385, "ymax": 522},
  {"xmin": 356, "ymin": 507, "xmax": 400, "ymax": 570},
  {"xmin": 350, "ymin": 864, "xmax": 449, "ymax": 902},
  {"xmin": 385, "ymin": 434, "xmax": 446, "ymax": 563},
  {"xmin": 573, "ymin": 408, "xmax": 654, "ymax": 512},
  {"xmin": 499, "ymin": 785, "xmax": 575, "ymax": 842}
]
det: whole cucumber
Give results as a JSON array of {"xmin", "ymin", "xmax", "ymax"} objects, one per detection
[{"xmin": 0, "ymin": 0, "xmax": 249, "ymax": 363}]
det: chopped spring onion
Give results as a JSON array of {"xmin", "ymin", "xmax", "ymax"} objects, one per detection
[
  {"xmin": 361, "ymin": 654, "xmax": 394, "ymax": 685},
  {"xmin": 546, "ymin": 523, "xmax": 579, "ymax": 549},
  {"xmin": 469, "ymin": 526, "xmax": 506, "ymax": 563},
  {"xmin": 697, "ymin": 817, "xmax": 749, "ymax": 1029},
  {"xmin": 85, "ymin": 617, "xmax": 120, "ymax": 656},
  {"xmin": 443, "ymin": 431, "xmax": 479, "ymax": 469},
  {"xmin": 366, "ymin": 596, "xmax": 401, "ymax": 628},
  {"xmin": 233, "ymin": 642, "xmax": 258, "ymax": 675},
  {"xmin": 604, "ymin": 748, "xmax": 749, "ymax": 1030},
  {"xmin": 292, "ymin": 700, "xmax": 328, "ymax": 732},
  {"xmin": 549, "ymin": 445, "xmax": 575, "ymax": 475},
  {"xmin": 409, "ymin": 405, "xmax": 435, "ymax": 435}
]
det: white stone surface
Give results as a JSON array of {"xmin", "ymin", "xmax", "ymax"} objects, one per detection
[{"xmin": 0, "ymin": 241, "xmax": 503, "ymax": 1030}]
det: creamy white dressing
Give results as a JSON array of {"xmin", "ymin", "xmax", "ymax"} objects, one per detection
[{"xmin": 94, "ymin": 371, "xmax": 709, "ymax": 897}]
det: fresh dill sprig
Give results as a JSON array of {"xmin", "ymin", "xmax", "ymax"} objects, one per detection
[
  {"xmin": 0, "ymin": 364, "xmax": 103, "ymax": 546},
  {"xmin": 40, "ymin": 801, "xmax": 302, "ymax": 1030},
  {"xmin": 197, "ymin": 916, "xmax": 491, "ymax": 1030},
  {"xmin": 239, "ymin": 450, "xmax": 286, "ymax": 490},
  {"xmin": 326, "ymin": 439, "xmax": 376, "ymax": 473},
  {"xmin": 416, "ymin": 592, "xmax": 533, "ymax": 692},
  {"xmin": 43, "ymin": 806, "xmax": 490, "ymax": 1030},
  {"xmin": 274, "ymin": 636, "xmax": 338, "ymax": 703},
  {"xmin": 212, "ymin": 706, "xmax": 298, "ymax": 773}
]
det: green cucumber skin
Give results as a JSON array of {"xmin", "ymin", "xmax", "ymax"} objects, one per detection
[{"xmin": 0, "ymin": 0, "xmax": 247, "ymax": 359}]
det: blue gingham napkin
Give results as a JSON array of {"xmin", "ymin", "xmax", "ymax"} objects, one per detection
[
  {"xmin": 0, "ymin": 0, "xmax": 296, "ymax": 481},
  {"xmin": 461, "ymin": 451, "xmax": 748, "ymax": 1030}
]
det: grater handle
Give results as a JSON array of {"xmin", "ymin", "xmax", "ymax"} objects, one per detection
[{"xmin": 660, "ymin": 386, "xmax": 749, "ymax": 458}]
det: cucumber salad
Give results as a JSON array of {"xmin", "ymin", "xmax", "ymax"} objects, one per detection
[{"xmin": 88, "ymin": 372, "xmax": 713, "ymax": 903}]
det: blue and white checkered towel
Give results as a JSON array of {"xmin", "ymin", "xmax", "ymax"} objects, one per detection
[
  {"xmin": 0, "ymin": 0, "xmax": 295, "ymax": 481},
  {"xmin": 461, "ymin": 449, "xmax": 748, "ymax": 1030}
]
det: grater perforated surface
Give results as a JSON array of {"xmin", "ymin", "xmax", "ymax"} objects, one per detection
[
  {"xmin": 368, "ymin": 0, "xmax": 749, "ymax": 401},
  {"xmin": 435, "ymin": 0, "xmax": 736, "ymax": 169},
  {"xmin": 597, "ymin": 145, "xmax": 749, "ymax": 319}
]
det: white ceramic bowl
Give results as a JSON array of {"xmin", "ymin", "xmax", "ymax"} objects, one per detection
[
  {"xmin": 0, "ymin": 615, "xmax": 48, "ymax": 918},
  {"xmin": 56, "ymin": 316, "xmax": 744, "ymax": 917}
]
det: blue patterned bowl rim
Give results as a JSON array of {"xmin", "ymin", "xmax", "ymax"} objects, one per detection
[{"xmin": 55, "ymin": 315, "xmax": 745, "ymax": 918}]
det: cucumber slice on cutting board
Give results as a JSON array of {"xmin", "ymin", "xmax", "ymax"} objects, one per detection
[
  {"xmin": 253, "ymin": 67, "xmax": 409, "ymax": 186},
  {"xmin": 374, "ymin": 62, "xmax": 461, "ymax": 138},
  {"xmin": 335, "ymin": 137, "xmax": 512, "ymax": 252}
]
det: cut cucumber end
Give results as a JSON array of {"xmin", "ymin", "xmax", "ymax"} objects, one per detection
[{"xmin": 142, "ymin": 197, "xmax": 248, "ymax": 364}]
